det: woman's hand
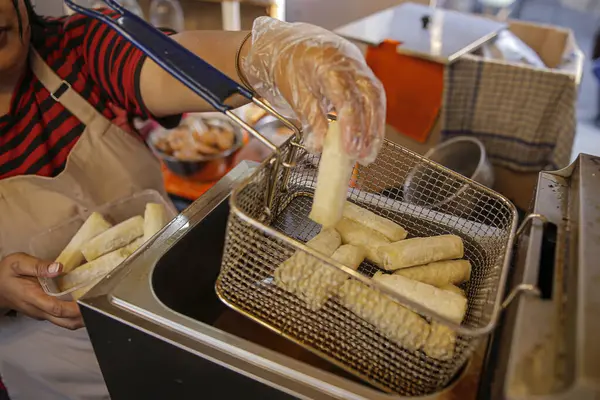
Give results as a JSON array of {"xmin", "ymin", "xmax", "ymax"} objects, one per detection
[
  {"xmin": 242, "ymin": 17, "xmax": 386, "ymax": 165},
  {"xmin": 0, "ymin": 253, "xmax": 83, "ymax": 330}
]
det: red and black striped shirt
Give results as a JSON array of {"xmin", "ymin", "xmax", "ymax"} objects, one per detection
[{"xmin": 0, "ymin": 9, "xmax": 178, "ymax": 179}]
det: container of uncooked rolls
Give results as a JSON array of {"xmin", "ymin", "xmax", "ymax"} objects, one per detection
[
  {"xmin": 30, "ymin": 189, "xmax": 177, "ymax": 301},
  {"xmin": 216, "ymin": 135, "xmax": 518, "ymax": 396}
]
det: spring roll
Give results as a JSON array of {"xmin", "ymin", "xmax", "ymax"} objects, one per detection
[
  {"xmin": 338, "ymin": 280, "xmax": 431, "ymax": 351},
  {"xmin": 296, "ymin": 245, "xmax": 365, "ymax": 310},
  {"xmin": 335, "ymin": 218, "xmax": 390, "ymax": 266},
  {"xmin": 424, "ymin": 323, "xmax": 456, "ymax": 360},
  {"xmin": 309, "ymin": 121, "xmax": 355, "ymax": 228},
  {"xmin": 440, "ymin": 284, "xmax": 466, "ymax": 297},
  {"xmin": 393, "ymin": 260, "xmax": 471, "ymax": 287},
  {"xmin": 274, "ymin": 229, "xmax": 341, "ymax": 293},
  {"xmin": 81, "ymin": 216, "xmax": 144, "ymax": 262},
  {"xmin": 373, "ymin": 272, "xmax": 467, "ymax": 324},
  {"xmin": 59, "ymin": 247, "xmax": 130, "ymax": 292},
  {"xmin": 143, "ymin": 203, "xmax": 169, "ymax": 242},
  {"xmin": 423, "ymin": 284, "xmax": 467, "ymax": 360},
  {"xmin": 378, "ymin": 235, "xmax": 464, "ymax": 271},
  {"xmin": 55, "ymin": 212, "xmax": 113, "ymax": 273},
  {"xmin": 124, "ymin": 237, "xmax": 145, "ymax": 254},
  {"xmin": 70, "ymin": 275, "xmax": 103, "ymax": 301},
  {"xmin": 343, "ymin": 202, "xmax": 408, "ymax": 241}
]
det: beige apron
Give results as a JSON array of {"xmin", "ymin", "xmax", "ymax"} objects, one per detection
[{"xmin": 0, "ymin": 49, "xmax": 171, "ymax": 399}]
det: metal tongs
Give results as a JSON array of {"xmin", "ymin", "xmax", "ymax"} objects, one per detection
[{"xmin": 64, "ymin": 0, "xmax": 301, "ymax": 213}]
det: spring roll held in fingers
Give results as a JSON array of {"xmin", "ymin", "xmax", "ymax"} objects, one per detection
[
  {"xmin": 335, "ymin": 218, "xmax": 390, "ymax": 266},
  {"xmin": 296, "ymin": 245, "xmax": 365, "ymax": 310},
  {"xmin": 394, "ymin": 260, "xmax": 471, "ymax": 287},
  {"xmin": 373, "ymin": 272, "xmax": 467, "ymax": 324},
  {"xmin": 309, "ymin": 121, "xmax": 355, "ymax": 228},
  {"xmin": 378, "ymin": 235, "xmax": 464, "ymax": 271},
  {"xmin": 337, "ymin": 280, "xmax": 430, "ymax": 351},
  {"xmin": 342, "ymin": 202, "xmax": 408, "ymax": 241},
  {"xmin": 274, "ymin": 229, "xmax": 341, "ymax": 293}
]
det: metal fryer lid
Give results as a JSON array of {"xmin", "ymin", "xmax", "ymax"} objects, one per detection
[{"xmin": 334, "ymin": 2, "xmax": 506, "ymax": 64}]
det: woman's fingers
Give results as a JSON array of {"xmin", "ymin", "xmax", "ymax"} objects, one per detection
[
  {"xmin": 24, "ymin": 284, "xmax": 82, "ymax": 319},
  {"xmin": 296, "ymin": 91, "xmax": 330, "ymax": 153},
  {"xmin": 7, "ymin": 252, "xmax": 63, "ymax": 278},
  {"xmin": 317, "ymin": 68, "xmax": 365, "ymax": 156},
  {"xmin": 20, "ymin": 303, "xmax": 84, "ymax": 330},
  {"xmin": 355, "ymin": 75, "xmax": 386, "ymax": 163},
  {"xmin": 46, "ymin": 315, "xmax": 85, "ymax": 331}
]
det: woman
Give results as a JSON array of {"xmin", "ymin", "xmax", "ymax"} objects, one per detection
[{"xmin": 0, "ymin": 0, "xmax": 385, "ymax": 398}]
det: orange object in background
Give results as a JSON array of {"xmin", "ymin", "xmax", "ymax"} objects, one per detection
[
  {"xmin": 366, "ymin": 40, "xmax": 444, "ymax": 143},
  {"xmin": 162, "ymin": 163, "xmax": 222, "ymax": 200},
  {"xmin": 162, "ymin": 131, "xmax": 250, "ymax": 200}
]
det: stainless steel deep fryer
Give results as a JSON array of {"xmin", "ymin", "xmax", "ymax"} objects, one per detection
[{"xmin": 65, "ymin": 1, "xmax": 519, "ymax": 395}]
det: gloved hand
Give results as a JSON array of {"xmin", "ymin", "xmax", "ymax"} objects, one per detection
[{"xmin": 242, "ymin": 17, "xmax": 386, "ymax": 165}]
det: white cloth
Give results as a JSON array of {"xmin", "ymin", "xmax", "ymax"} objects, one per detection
[{"xmin": 0, "ymin": 314, "xmax": 109, "ymax": 400}]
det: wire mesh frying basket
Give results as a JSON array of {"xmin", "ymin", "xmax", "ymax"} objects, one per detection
[{"xmin": 216, "ymin": 137, "xmax": 518, "ymax": 396}]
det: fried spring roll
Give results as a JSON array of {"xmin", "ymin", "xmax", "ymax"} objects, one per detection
[
  {"xmin": 343, "ymin": 202, "xmax": 408, "ymax": 241},
  {"xmin": 296, "ymin": 245, "xmax": 365, "ymax": 310},
  {"xmin": 393, "ymin": 260, "xmax": 471, "ymax": 287},
  {"xmin": 423, "ymin": 284, "xmax": 467, "ymax": 360},
  {"xmin": 424, "ymin": 323, "xmax": 457, "ymax": 361},
  {"xmin": 378, "ymin": 235, "xmax": 464, "ymax": 271},
  {"xmin": 373, "ymin": 272, "xmax": 467, "ymax": 324},
  {"xmin": 440, "ymin": 284, "xmax": 466, "ymax": 297},
  {"xmin": 274, "ymin": 229, "xmax": 341, "ymax": 293},
  {"xmin": 335, "ymin": 218, "xmax": 390, "ymax": 266},
  {"xmin": 337, "ymin": 280, "xmax": 431, "ymax": 351}
]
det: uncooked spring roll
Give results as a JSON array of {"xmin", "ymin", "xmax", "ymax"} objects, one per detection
[
  {"xmin": 337, "ymin": 280, "xmax": 431, "ymax": 351},
  {"xmin": 378, "ymin": 235, "xmax": 464, "ymax": 271},
  {"xmin": 274, "ymin": 229, "xmax": 341, "ymax": 293},
  {"xmin": 393, "ymin": 260, "xmax": 471, "ymax": 287},
  {"xmin": 81, "ymin": 216, "xmax": 144, "ymax": 262},
  {"xmin": 335, "ymin": 218, "xmax": 390, "ymax": 266},
  {"xmin": 343, "ymin": 202, "xmax": 408, "ymax": 241},
  {"xmin": 295, "ymin": 245, "xmax": 365, "ymax": 310},
  {"xmin": 372, "ymin": 272, "xmax": 467, "ymax": 324},
  {"xmin": 59, "ymin": 247, "xmax": 131, "ymax": 292},
  {"xmin": 55, "ymin": 212, "xmax": 113, "ymax": 273}
]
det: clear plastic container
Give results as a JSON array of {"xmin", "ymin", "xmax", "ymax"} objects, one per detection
[{"xmin": 30, "ymin": 189, "xmax": 177, "ymax": 301}]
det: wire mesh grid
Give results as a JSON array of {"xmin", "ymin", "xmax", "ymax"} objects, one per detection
[{"xmin": 216, "ymin": 138, "xmax": 517, "ymax": 395}]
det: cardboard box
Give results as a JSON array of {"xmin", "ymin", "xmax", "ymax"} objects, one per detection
[{"xmin": 349, "ymin": 14, "xmax": 581, "ymax": 211}]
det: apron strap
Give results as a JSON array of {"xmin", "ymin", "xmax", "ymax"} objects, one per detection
[{"xmin": 29, "ymin": 48, "xmax": 111, "ymax": 134}]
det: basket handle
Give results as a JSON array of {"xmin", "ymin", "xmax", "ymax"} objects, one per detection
[{"xmin": 501, "ymin": 213, "xmax": 549, "ymax": 310}]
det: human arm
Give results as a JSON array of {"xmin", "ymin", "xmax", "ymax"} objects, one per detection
[
  {"xmin": 0, "ymin": 253, "xmax": 83, "ymax": 330},
  {"xmin": 80, "ymin": 12, "xmax": 385, "ymax": 164}
]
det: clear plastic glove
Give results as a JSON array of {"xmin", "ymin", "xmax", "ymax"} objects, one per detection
[{"xmin": 242, "ymin": 17, "xmax": 386, "ymax": 165}]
